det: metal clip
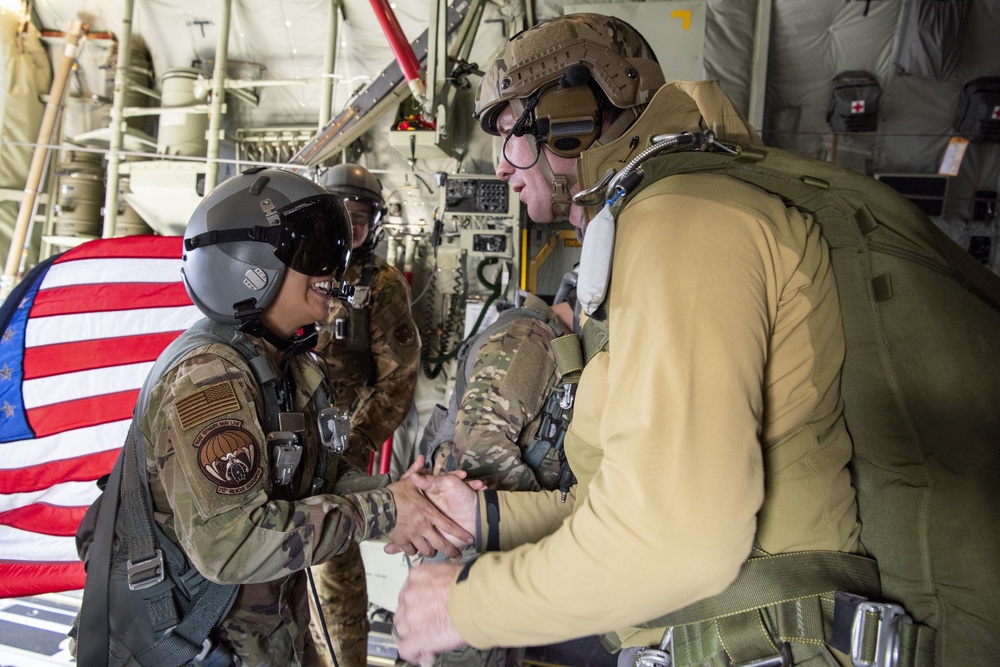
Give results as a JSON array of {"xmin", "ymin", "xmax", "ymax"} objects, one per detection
[
  {"xmin": 349, "ymin": 285, "xmax": 372, "ymax": 309},
  {"xmin": 735, "ymin": 646, "xmax": 790, "ymax": 667},
  {"xmin": 851, "ymin": 601, "xmax": 912, "ymax": 667},
  {"xmin": 633, "ymin": 628, "xmax": 673, "ymax": 667},
  {"xmin": 269, "ymin": 432, "xmax": 303, "ymax": 486},
  {"xmin": 559, "ymin": 383, "xmax": 575, "ymax": 411},
  {"xmin": 334, "ymin": 318, "xmax": 348, "ymax": 340},
  {"xmin": 126, "ymin": 549, "xmax": 165, "ymax": 590},
  {"xmin": 572, "ymin": 168, "xmax": 617, "ymax": 207},
  {"xmin": 318, "ymin": 406, "xmax": 350, "ymax": 453}
]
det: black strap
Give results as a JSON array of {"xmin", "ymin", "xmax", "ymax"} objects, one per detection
[
  {"xmin": 77, "ymin": 440, "xmax": 126, "ymax": 667},
  {"xmin": 355, "ymin": 264, "xmax": 381, "ymax": 387},
  {"xmin": 483, "ymin": 490, "xmax": 501, "ymax": 552},
  {"xmin": 136, "ymin": 582, "xmax": 239, "ymax": 667},
  {"xmin": 184, "ymin": 225, "xmax": 278, "ymax": 251}
]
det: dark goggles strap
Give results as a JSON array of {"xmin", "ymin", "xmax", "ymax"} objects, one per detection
[{"xmin": 184, "ymin": 226, "xmax": 281, "ymax": 251}]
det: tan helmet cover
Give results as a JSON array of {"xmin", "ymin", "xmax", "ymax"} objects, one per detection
[{"xmin": 475, "ymin": 13, "xmax": 665, "ymax": 134}]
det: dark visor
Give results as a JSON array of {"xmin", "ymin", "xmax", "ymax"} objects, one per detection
[
  {"xmin": 276, "ymin": 195, "xmax": 352, "ymax": 276},
  {"xmin": 184, "ymin": 194, "xmax": 352, "ymax": 277}
]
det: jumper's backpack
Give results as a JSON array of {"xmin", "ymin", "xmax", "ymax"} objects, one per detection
[{"xmin": 586, "ymin": 146, "xmax": 1000, "ymax": 666}]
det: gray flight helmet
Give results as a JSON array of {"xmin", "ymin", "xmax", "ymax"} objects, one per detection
[
  {"xmin": 322, "ymin": 163, "xmax": 385, "ymax": 262},
  {"xmin": 182, "ymin": 167, "xmax": 353, "ymax": 324}
]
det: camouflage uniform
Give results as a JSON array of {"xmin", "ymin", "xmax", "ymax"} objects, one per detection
[
  {"xmin": 311, "ymin": 256, "xmax": 420, "ymax": 667},
  {"xmin": 432, "ymin": 294, "xmax": 569, "ymax": 492},
  {"xmin": 141, "ymin": 336, "xmax": 395, "ymax": 667},
  {"xmin": 429, "ymin": 294, "xmax": 570, "ymax": 667}
]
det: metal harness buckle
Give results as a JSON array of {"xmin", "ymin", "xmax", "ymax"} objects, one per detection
[
  {"xmin": 735, "ymin": 648, "xmax": 790, "ymax": 667},
  {"xmin": 633, "ymin": 628, "xmax": 673, "ymax": 667},
  {"xmin": 850, "ymin": 601, "xmax": 912, "ymax": 667},
  {"xmin": 126, "ymin": 549, "xmax": 165, "ymax": 590}
]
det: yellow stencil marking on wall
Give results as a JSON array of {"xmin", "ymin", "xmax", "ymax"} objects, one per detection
[{"xmin": 671, "ymin": 10, "xmax": 692, "ymax": 30}]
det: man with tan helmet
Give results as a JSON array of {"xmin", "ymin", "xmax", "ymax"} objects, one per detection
[{"xmin": 389, "ymin": 12, "xmax": 863, "ymax": 667}]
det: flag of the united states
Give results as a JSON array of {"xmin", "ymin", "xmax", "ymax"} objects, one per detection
[{"xmin": 0, "ymin": 236, "xmax": 196, "ymax": 597}]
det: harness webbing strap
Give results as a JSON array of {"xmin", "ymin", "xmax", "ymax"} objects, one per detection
[
  {"xmin": 639, "ymin": 551, "xmax": 881, "ymax": 629},
  {"xmin": 580, "ymin": 315, "xmax": 609, "ymax": 363},
  {"xmin": 616, "ymin": 551, "xmax": 941, "ymax": 667},
  {"xmin": 350, "ymin": 264, "xmax": 380, "ymax": 387},
  {"xmin": 137, "ymin": 582, "xmax": 239, "ymax": 666},
  {"xmin": 550, "ymin": 333, "xmax": 584, "ymax": 384},
  {"xmin": 716, "ymin": 608, "xmax": 781, "ymax": 665},
  {"xmin": 77, "ymin": 441, "xmax": 125, "ymax": 667}
]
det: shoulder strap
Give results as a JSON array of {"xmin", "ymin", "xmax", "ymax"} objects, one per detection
[
  {"xmin": 348, "ymin": 264, "xmax": 381, "ymax": 387},
  {"xmin": 77, "ymin": 435, "xmax": 126, "ymax": 667}
]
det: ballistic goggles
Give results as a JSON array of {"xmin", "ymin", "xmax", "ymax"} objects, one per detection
[{"xmin": 185, "ymin": 194, "xmax": 352, "ymax": 278}]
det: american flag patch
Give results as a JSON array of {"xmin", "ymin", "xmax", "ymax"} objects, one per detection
[{"xmin": 176, "ymin": 380, "xmax": 240, "ymax": 431}]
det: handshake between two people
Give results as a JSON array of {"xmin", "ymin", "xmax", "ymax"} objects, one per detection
[
  {"xmin": 381, "ymin": 455, "xmax": 482, "ymax": 664},
  {"xmin": 382, "ymin": 454, "xmax": 483, "ymax": 559}
]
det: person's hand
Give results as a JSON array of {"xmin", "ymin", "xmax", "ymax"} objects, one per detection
[
  {"xmin": 386, "ymin": 456, "xmax": 480, "ymax": 558},
  {"xmin": 394, "ymin": 561, "xmax": 466, "ymax": 665},
  {"xmin": 385, "ymin": 461, "xmax": 483, "ymax": 555}
]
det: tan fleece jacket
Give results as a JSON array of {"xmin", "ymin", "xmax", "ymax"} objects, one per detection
[{"xmin": 449, "ymin": 81, "xmax": 861, "ymax": 650}]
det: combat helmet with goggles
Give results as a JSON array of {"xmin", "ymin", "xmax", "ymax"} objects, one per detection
[
  {"xmin": 182, "ymin": 167, "xmax": 353, "ymax": 347},
  {"xmin": 474, "ymin": 13, "xmax": 664, "ymax": 219},
  {"xmin": 323, "ymin": 163, "xmax": 385, "ymax": 263}
]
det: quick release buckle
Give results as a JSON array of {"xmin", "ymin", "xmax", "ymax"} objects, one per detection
[
  {"xmin": 126, "ymin": 549, "xmax": 165, "ymax": 590},
  {"xmin": 851, "ymin": 601, "xmax": 912, "ymax": 667}
]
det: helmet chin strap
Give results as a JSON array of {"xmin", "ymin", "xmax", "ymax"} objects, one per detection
[
  {"xmin": 508, "ymin": 99, "xmax": 641, "ymax": 222},
  {"xmin": 234, "ymin": 299, "xmax": 318, "ymax": 356},
  {"xmin": 535, "ymin": 152, "xmax": 573, "ymax": 220}
]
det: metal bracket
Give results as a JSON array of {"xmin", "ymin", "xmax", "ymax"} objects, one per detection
[
  {"xmin": 851, "ymin": 601, "xmax": 912, "ymax": 667},
  {"xmin": 126, "ymin": 549, "xmax": 165, "ymax": 590}
]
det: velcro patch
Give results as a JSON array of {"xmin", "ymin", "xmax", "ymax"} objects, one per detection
[
  {"xmin": 393, "ymin": 323, "xmax": 416, "ymax": 346},
  {"xmin": 193, "ymin": 419, "xmax": 262, "ymax": 495},
  {"xmin": 175, "ymin": 380, "xmax": 240, "ymax": 430}
]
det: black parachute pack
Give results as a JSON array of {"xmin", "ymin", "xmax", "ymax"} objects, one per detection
[
  {"xmin": 583, "ymin": 144, "xmax": 1000, "ymax": 666},
  {"xmin": 73, "ymin": 318, "xmax": 315, "ymax": 667}
]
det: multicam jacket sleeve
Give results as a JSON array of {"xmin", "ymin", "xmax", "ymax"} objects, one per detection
[
  {"xmin": 142, "ymin": 342, "xmax": 396, "ymax": 586},
  {"xmin": 435, "ymin": 316, "xmax": 563, "ymax": 491}
]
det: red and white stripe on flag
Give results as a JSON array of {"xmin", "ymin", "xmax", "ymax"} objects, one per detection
[{"xmin": 0, "ymin": 236, "xmax": 196, "ymax": 598}]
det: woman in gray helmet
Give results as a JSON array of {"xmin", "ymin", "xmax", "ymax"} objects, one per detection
[{"xmin": 76, "ymin": 167, "xmax": 479, "ymax": 667}]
